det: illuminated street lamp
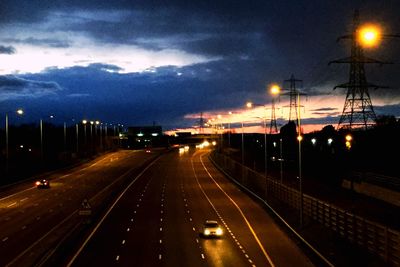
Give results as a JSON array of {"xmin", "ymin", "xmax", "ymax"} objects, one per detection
[
  {"xmin": 5, "ymin": 109, "xmax": 24, "ymax": 173},
  {"xmin": 39, "ymin": 115, "xmax": 56, "ymax": 167},
  {"xmin": 345, "ymin": 134, "xmax": 353, "ymax": 150},
  {"xmin": 82, "ymin": 120, "xmax": 88, "ymax": 146},
  {"xmin": 297, "ymin": 92, "xmax": 304, "ymax": 228},
  {"xmin": 246, "ymin": 101, "xmax": 268, "ymax": 178},
  {"xmin": 269, "ymin": 84, "xmax": 280, "ymax": 134},
  {"xmin": 217, "ymin": 115, "xmax": 223, "ymax": 149},
  {"xmin": 357, "ymin": 24, "xmax": 381, "ymax": 48},
  {"xmin": 228, "ymin": 111, "xmax": 232, "ymax": 147}
]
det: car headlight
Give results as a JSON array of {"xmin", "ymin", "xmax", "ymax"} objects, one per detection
[
  {"xmin": 216, "ymin": 228, "xmax": 223, "ymax": 235},
  {"xmin": 204, "ymin": 229, "xmax": 210, "ymax": 235}
]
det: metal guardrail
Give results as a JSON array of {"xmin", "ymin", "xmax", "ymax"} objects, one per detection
[
  {"xmin": 351, "ymin": 171, "xmax": 400, "ymax": 191},
  {"xmin": 211, "ymin": 152, "xmax": 400, "ymax": 267}
]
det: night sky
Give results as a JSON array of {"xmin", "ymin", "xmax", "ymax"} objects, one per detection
[{"xmin": 0, "ymin": 0, "xmax": 399, "ymax": 133}]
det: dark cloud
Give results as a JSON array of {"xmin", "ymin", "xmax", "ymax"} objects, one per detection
[
  {"xmin": 4, "ymin": 37, "xmax": 70, "ymax": 48},
  {"xmin": 0, "ymin": 0, "xmax": 399, "ymax": 129},
  {"xmin": 0, "ymin": 45, "xmax": 16, "ymax": 54},
  {"xmin": 311, "ymin": 108, "xmax": 339, "ymax": 112},
  {"xmin": 0, "ymin": 75, "xmax": 61, "ymax": 99}
]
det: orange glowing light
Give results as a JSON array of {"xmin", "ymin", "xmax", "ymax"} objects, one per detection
[
  {"xmin": 358, "ymin": 24, "xmax": 381, "ymax": 48},
  {"xmin": 270, "ymin": 84, "xmax": 281, "ymax": 95}
]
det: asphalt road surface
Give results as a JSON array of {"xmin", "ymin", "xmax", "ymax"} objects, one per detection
[
  {"xmin": 0, "ymin": 150, "xmax": 158, "ymax": 267},
  {"xmin": 69, "ymin": 148, "xmax": 315, "ymax": 267}
]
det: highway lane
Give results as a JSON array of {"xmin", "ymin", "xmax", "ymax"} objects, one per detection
[
  {"xmin": 70, "ymin": 148, "xmax": 315, "ymax": 267},
  {"xmin": 0, "ymin": 149, "xmax": 160, "ymax": 267}
]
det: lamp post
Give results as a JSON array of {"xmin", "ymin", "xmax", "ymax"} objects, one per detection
[
  {"xmin": 82, "ymin": 119, "xmax": 88, "ymax": 147},
  {"xmin": 279, "ymin": 138, "xmax": 283, "ymax": 183},
  {"xmin": 90, "ymin": 121, "xmax": 94, "ymax": 153},
  {"xmin": 241, "ymin": 120, "xmax": 244, "ymax": 167},
  {"xmin": 270, "ymin": 84, "xmax": 281, "ymax": 134},
  {"xmin": 217, "ymin": 114, "xmax": 223, "ymax": 150},
  {"xmin": 40, "ymin": 118, "xmax": 44, "ymax": 166},
  {"xmin": 75, "ymin": 123, "xmax": 79, "ymax": 153},
  {"xmin": 5, "ymin": 109, "xmax": 24, "ymax": 173},
  {"xmin": 228, "ymin": 111, "xmax": 232, "ymax": 148},
  {"xmin": 39, "ymin": 115, "xmax": 55, "ymax": 165},
  {"xmin": 297, "ymin": 92, "xmax": 303, "ymax": 228},
  {"xmin": 246, "ymin": 101, "xmax": 268, "ymax": 177}
]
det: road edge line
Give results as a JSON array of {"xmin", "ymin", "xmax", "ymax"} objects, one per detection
[{"xmin": 208, "ymin": 153, "xmax": 335, "ymax": 267}]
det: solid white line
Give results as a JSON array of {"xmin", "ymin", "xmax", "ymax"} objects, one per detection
[
  {"xmin": 66, "ymin": 156, "xmax": 161, "ymax": 267},
  {"xmin": 6, "ymin": 211, "xmax": 76, "ymax": 267},
  {"xmin": 208, "ymin": 153, "xmax": 335, "ymax": 267},
  {"xmin": 192, "ymin": 153, "xmax": 275, "ymax": 267}
]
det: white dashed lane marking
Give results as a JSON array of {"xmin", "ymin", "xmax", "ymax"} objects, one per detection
[{"xmin": 7, "ymin": 202, "xmax": 16, "ymax": 207}]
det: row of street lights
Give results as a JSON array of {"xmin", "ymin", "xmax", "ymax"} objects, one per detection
[
  {"xmin": 3, "ymin": 110, "xmax": 124, "ymax": 174},
  {"xmin": 209, "ymin": 83, "xmax": 307, "ymax": 226}
]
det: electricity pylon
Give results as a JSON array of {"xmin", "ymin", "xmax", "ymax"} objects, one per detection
[
  {"xmin": 329, "ymin": 10, "xmax": 390, "ymax": 130},
  {"xmin": 283, "ymin": 74, "xmax": 306, "ymax": 126}
]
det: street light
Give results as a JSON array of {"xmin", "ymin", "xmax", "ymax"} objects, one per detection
[
  {"xmin": 296, "ymin": 92, "xmax": 303, "ymax": 228},
  {"xmin": 270, "ymin": 84, "xmax": 281, "ymax": 134},
  {"xmin": 82, "ymin": 119, "xmax": 88, "ymax": 145},
  {"xmin": 39, "ymin": 115, "xmax": 55, "ymax": 167},
  {"xmin": 5, "ymin": 109, "xmax": 24, "ymax": 173},
  {"xmin": 228, "ymin": 111, "xmax": 232, "ymax": 147},
  {"xmin": 345, "ymin": 134, "xmax": 353, "ymax": 150},
  {"xmin": 358, "ymin": 24, "xmax": 381, "ymax": 48},
  {"xmin": 90, "ymin": 121, "xmax": 94, "ymax": 153},
  {"xmin": 246, "ymin": 101, "xmax": 268, "ymax": 178},
  {"xmin": 217, "ymin": 114, "xmax": 223, "ymax": 149}
]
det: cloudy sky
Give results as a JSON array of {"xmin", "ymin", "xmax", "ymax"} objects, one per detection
[{"xmin": 0, "ymin": 0, "xmax": 399, "ymax": 133}]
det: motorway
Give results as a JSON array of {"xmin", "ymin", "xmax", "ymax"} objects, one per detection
[
  {"xmin": 0, "ymin": 150, "xmax": 158, "ymax": 267},
  {"xmin": 69, "ymin": 148, "xmax": 314, "ymax": 267}
]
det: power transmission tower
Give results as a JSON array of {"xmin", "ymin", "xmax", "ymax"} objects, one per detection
[
  {"xmin": 269, "ymin": 96, "xmax": 278, "ymax": 134},
  {"xmin": 329, "ymin": 10, "xmax": 389, "ymax": 130},
  {"xmin": 283, "ymin": 74, "xmax": 306, "ymax": 126},
  {"xmin": 198, "ymin": 112, "xmax": 205, "ymax": 133}
]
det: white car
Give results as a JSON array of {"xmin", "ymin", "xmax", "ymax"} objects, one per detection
[{"xmin": 201, "ymin": 220, "xmax": 223, "ymax": 238}]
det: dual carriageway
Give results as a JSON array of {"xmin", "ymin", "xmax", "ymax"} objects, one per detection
[{"xmin": 0, "ymin": 146, "xmax": 315, "ymax": 267}]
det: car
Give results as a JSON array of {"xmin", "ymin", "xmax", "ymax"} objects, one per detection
[
  {"xmin": 145, "ymin": 149, "xmax": 151, "ymax": 153},
  {"xmin": 35, "ymin": 179, "xmax": 50, "ymax": 189},
  {"xmin": 200, "ymin": 220, "xmax": 223, "ymax": 238}
]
